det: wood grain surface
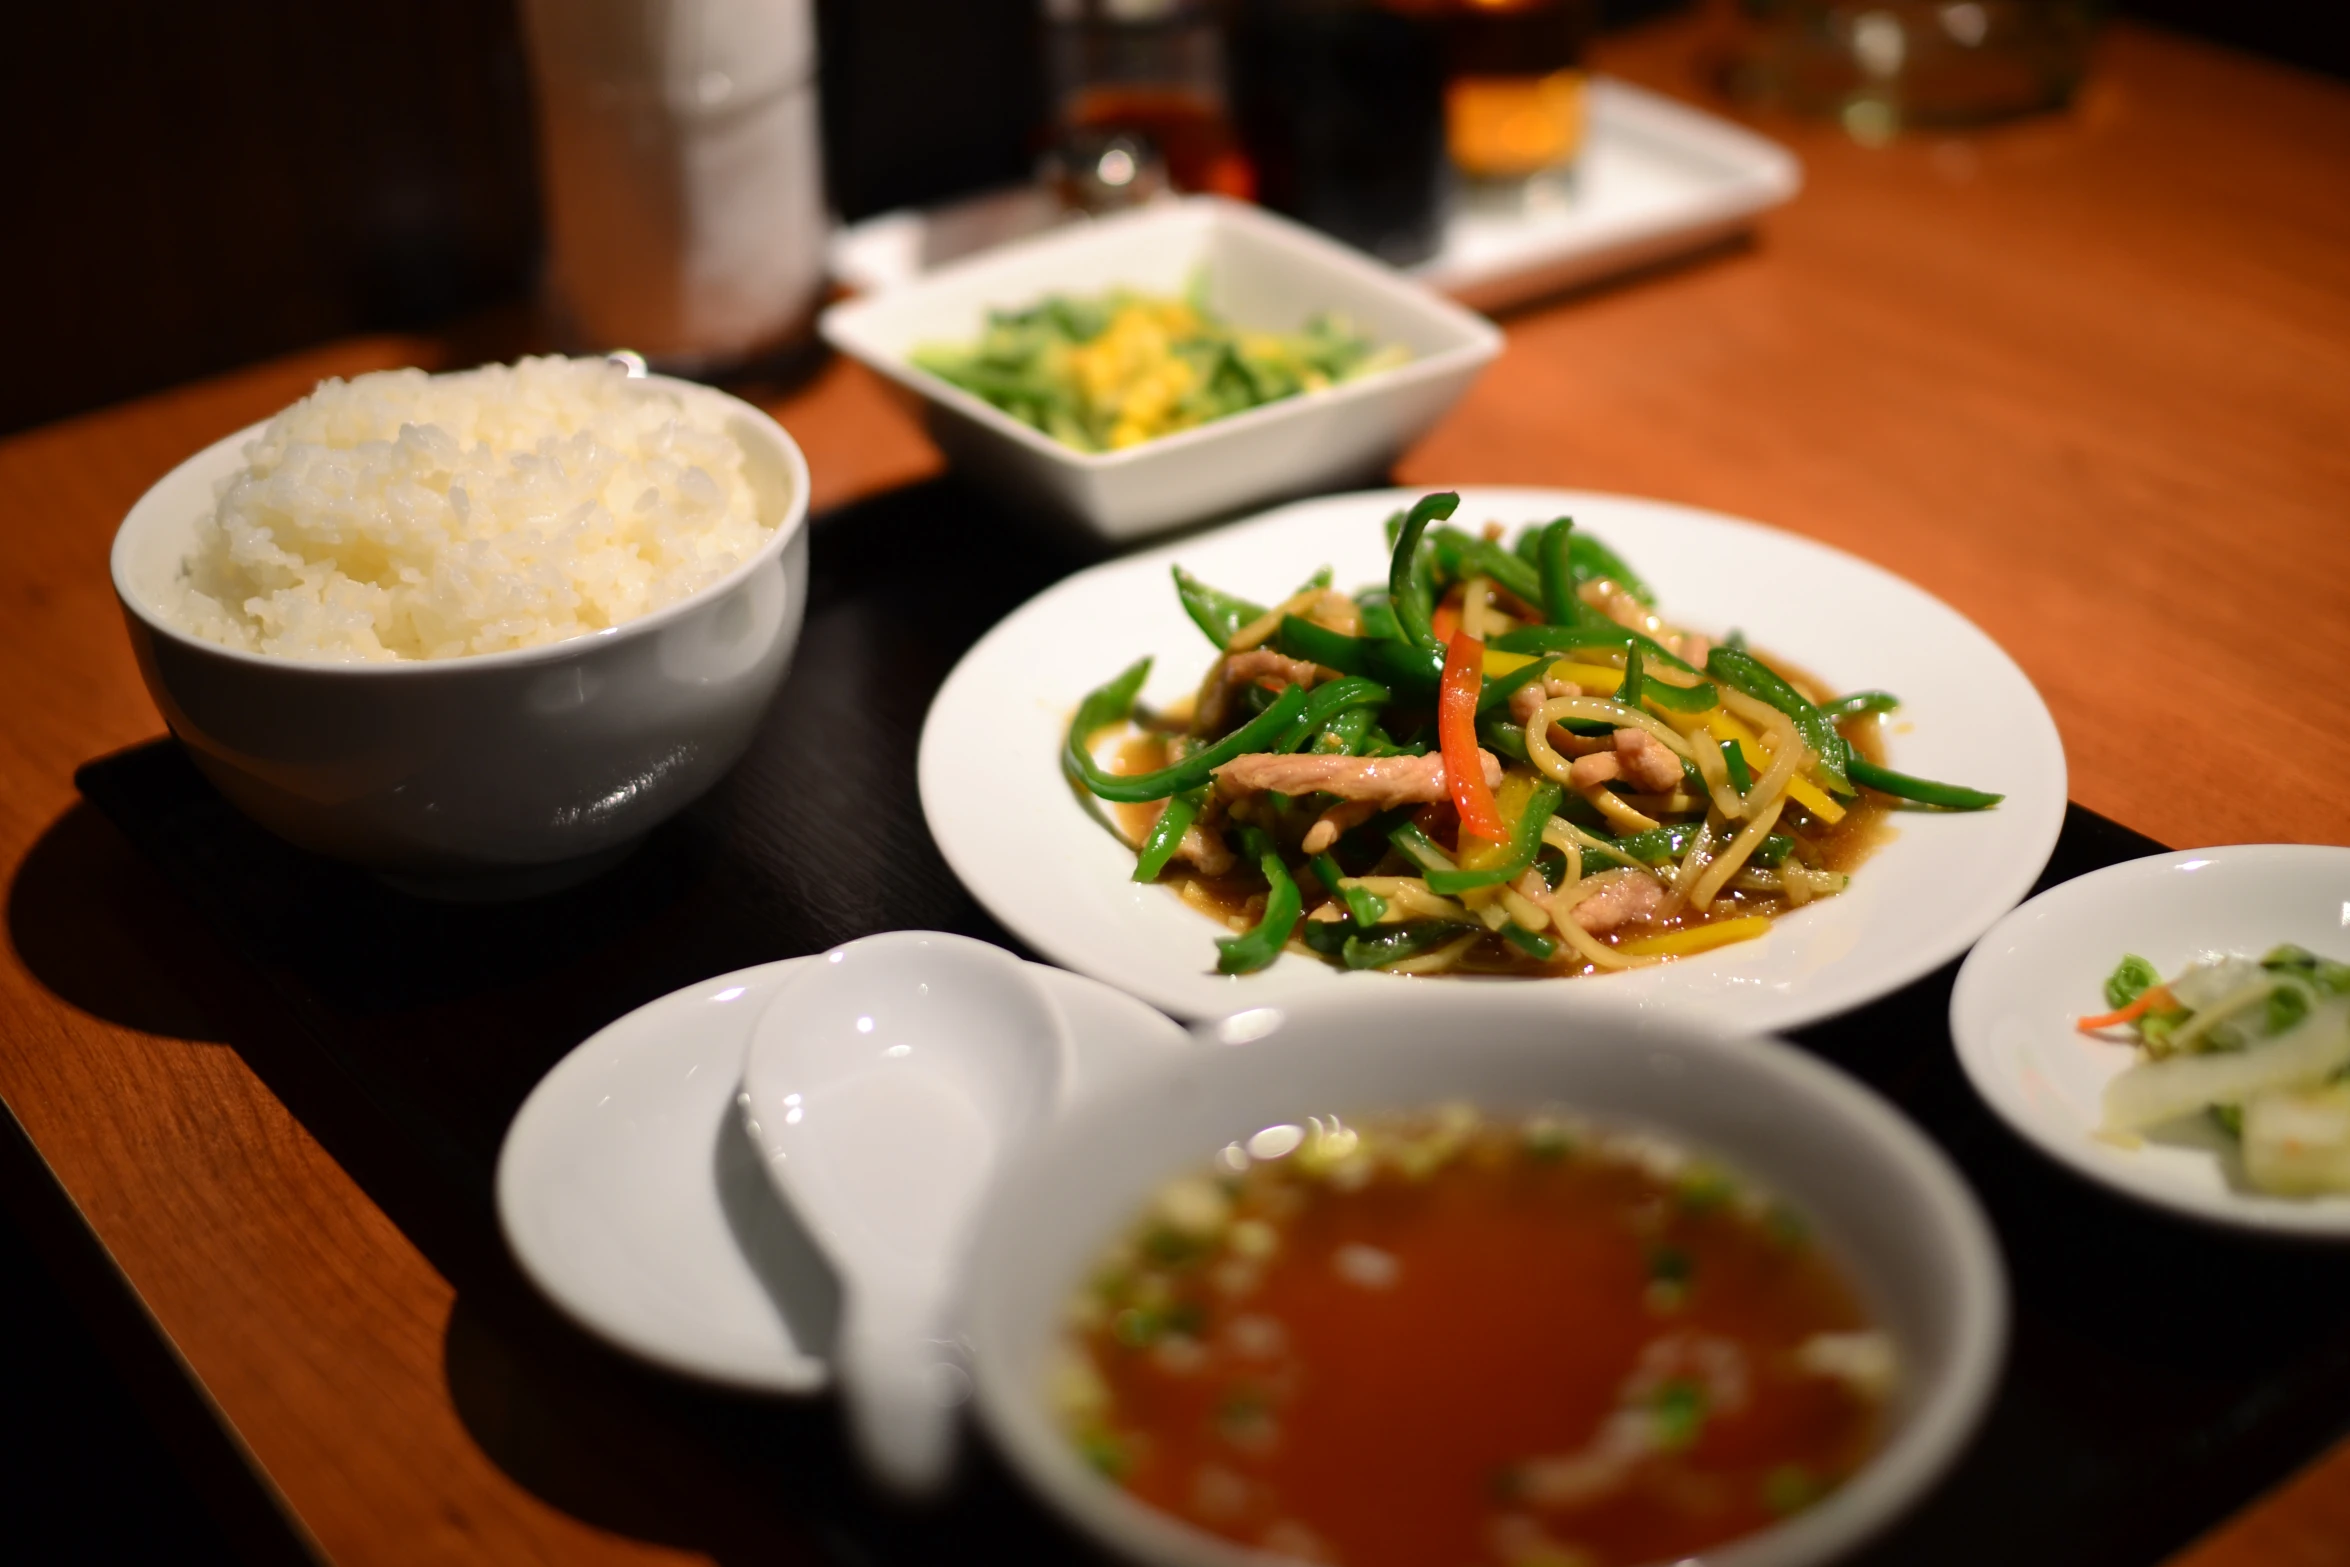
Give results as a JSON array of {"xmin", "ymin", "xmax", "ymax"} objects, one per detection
[{"xmin": 0, "ymin": 12, "xmax": 2344, "ymax": 1566}]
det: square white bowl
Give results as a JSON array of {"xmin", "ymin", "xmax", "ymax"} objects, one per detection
[{"xmin": 818, "ymin": 196, "xmax": 1502, "ymax": 542}]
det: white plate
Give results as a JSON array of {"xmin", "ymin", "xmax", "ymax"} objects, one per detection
[
  {"xmin": 829, "ymin": 79, "xmax": 1800, "ymax": 317},
  {"xmin": 495, "ymin": 957, "xmax": 1190, "ymax": 1393},
  {"xmin": 919, "ymin": 485, "xmax": 2066, "ymax": 1029},
  {"xmin": 1949, "ymin": 845, "xmax": 2350, "ymax": 1235}
]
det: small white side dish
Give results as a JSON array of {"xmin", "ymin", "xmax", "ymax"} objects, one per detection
[
  {"xmin": 1950, "ymin": 844, "xmax": 2350, "ymax": 1236},
  {"xmin": 919, "ymin": 485, "xmax": 2067, "ymax": 1028},
  {"xmin": 495, "ymin": 953, "xmax": 1189, "ymax": 1395},
  {"xmin": 819, "ymin": 197, "xmax": 1501, "ymax": 542},
  {"xmin": 110, "ymin": 375, "xmax": 811, "ymax": 896},
  {"xmin": 963, "ymin": 990, "xmax": 2006, "ymax": 1567},
  {"xmin": 739, "ymin": 933, "xmax": 1071, "ymax": 1492}
]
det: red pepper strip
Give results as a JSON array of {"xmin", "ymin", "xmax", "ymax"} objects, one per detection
[
  {"xmin": 2075, "ymin": 985, "xmax": 2177, "ymax": 1034},
  {"xmin": 1439, "ymin": 628, "xmax": 1507, "ymax": 844},
  {"xmin": 1430, "ymin": 596, "xmax": 1463, "ymax": 646}
]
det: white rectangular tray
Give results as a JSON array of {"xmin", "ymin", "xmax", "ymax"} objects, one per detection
[{"xmin": 828, "ymin": 78, "xmax": 1799, "ymax": 313}]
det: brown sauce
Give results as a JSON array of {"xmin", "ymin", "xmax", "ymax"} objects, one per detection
[{"xmin": 1063, "ymin": 1112, "xmax": 1889, "ymax": 1566}]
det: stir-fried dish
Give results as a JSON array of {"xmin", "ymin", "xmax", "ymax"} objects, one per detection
[
  {"xmin": 2084, "ymin": 946, "xmax": 2350, "ymax": 1195},
  {"xmin": 1057, "ymin": 1108, "xmax": 1894, "ymax": 1567},
  {"xmin": 1065, "ymin": 492, "xmax": 2001, "ymax": 979},
  {"xmin": 910, "ymin": 282, "xmax": 1407, "ymax": 453}
]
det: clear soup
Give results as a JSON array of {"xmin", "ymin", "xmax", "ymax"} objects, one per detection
[{"xmin": 1058, "ymin": 1109, "xmax": 1892, "ymax": 1567}]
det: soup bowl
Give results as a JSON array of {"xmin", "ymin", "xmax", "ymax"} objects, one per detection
[
  {"xmin": 964, "ymin": 990, "xmax": 2004, "ymax": 1567},
  {"xmin": 109, "ymin": 375, "xmax": 810, "ymax": 897}
]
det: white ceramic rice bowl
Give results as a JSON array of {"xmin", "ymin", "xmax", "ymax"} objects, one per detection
[{"xmin": 109, "ymin": 375, "xmax": 811, "ymax": 893}]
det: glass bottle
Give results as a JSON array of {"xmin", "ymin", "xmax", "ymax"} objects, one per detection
[
  {"xmin": 1444, "ymin": 0, "xmax": 1597, "ymax": 193},
  {"xmin": 1227, "ymin": 0, "xmax": 1451, "ymax": 265},
  {"xmin": 1043, "ymin": 0, "xmax": 1254, "ymax": 199}
]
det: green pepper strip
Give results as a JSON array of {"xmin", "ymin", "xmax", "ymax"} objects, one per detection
[
  {"xmin": 1359, "ymin": 727, "xmax": 1424, "ymax": 759},
  {"xmin": 1529, "ymin": 517, "xmax": 1573, "ymax": 627},
  {"xmin": 1313, "ymin": 852, "xmax": 1388, "ymax": 926},
  {"xmin": 1065, "ymin": 655, "xmax": 1150, "ymax": 777},
  {"xmin": 1705, "ymin": 647, "xmax": 1853, "ymax": 797},
  {"xmin": 1342, "ymin": 920, "xmax": 1475, "ymax": 971},
  {"xmin": 1353, "ymin": 593, "xmax": 1402, "ymax": 642},
  {"xmin": 1819, "ymin": 690, "xmax": 1901, "ymax": 723},
  {"xmin": 1171, "ymin": 566, "xmax": 1265, "ymax": 650},
  {"xmin": 1501, "ymin": 922, "xmax": 1557, "ymax": 961},
  {"xmin": 1489, "ymin": 623, "xmax": 1702, "ymax": 678},
  {"xmin": 1132, "ymin": 787, "xmax": 1206, "ymax": 882},
  {"xmin": 1532, "ymin": 521, "xmax": 1607, "ymax": 629},
  {"xmin": 1274, "ymin": 616, "xmax": 1442, "ymax": 696},
  {"xmin": 1066, "ymin": 664, "xmax": 1308, "ymax": 803},
  {"xmin": 1388, "ymin": 492, "xmax": 1460, "ymax": 652},
  {"xmin": 1618, "ymin": 640, "xmax": 1645, "ymax": 711},
  {"xmin": 1846, "ymin": 755, "xmax": 2004, "ymax": 811},
  {"xmin": 1216, "ymin": 827, "xmax": 1303, "ymax": 975},
  {"xmin": 1476, "ymin": 656, "xmax": 1554, "ymax": 716},
  {"xmin": 1640, "ymin": 677, "xmax": 1719, "ymax": 715},
  {"xmin": 1570, "ymin": 533, "xmax": 1657, "ymax": 607},
  {"xmin": 1387, "ymin": 821, "xmax": 1457, "ymax": 874},
  {"xmin": 1274, "ymin": 676, "xmax": 1391, "ymax": 752},
  {"xmin": 1720, "ymin": 739, "xmax": 1753, "ymax": 795},
  {"xmin": 1479, "ymin": 718, "xmax": 1530, "ymax": 766},
  {"xmin": 1299, "ymin": 917, "xmax": 1354, "ymax": 957},
  {"xmin": 1430, "ymin": 527, "xmax": 1542, "ymax": 607},
  {"xmin": 1424, "ymin": 780, "xmax": 1564, "ymax": 895},
  {"xmin": 1614, "ymin": 822, "xmax": 1795, "ymax": 867},
  {"xmin": 1313, "ymin": 705, "xmax": 1377, "ymax": 755}
]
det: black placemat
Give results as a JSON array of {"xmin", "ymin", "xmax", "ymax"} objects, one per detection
[{"xmin": 74, "ymin": 479, "xmax": 2350, "ymax": 1567}]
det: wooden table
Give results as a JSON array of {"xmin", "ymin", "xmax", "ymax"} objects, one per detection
[{"xmin": 3, "ymin": 14, "xmax": 2346, "ymax": 1566}]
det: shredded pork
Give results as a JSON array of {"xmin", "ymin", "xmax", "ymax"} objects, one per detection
[
  {"xmin": 1213, "ymin": 748, "xmax": 1502, "ymax": 807},
  {"xmin": 1568, "ymin": 728, "xmax": 1683, "ymax": 792},
  {"xmin": 1568, "ymin": 869, "xmax": 1666, "ymax": 934},
  {"xmin": 1194, "ymin": 649, "xmax": 1324, "ymax": 735},
  {"xmin": 1299, "ymin": 799, "xmax": 1379, "ymax": 855}
]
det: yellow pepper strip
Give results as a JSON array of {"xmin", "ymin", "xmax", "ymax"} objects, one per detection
[
  {"xmin": 1704, "ymin": 707, "xmax": 1765, "ymax": 762},
  {"xmin": 1784, "ymin": 774, "xmax": 1847, "ymax": 825},
  {"xmin": 1481, "ymin": 651, "xmax": 1630, "ymax": 690},
  {"xmin": 1548, "ymin": 661, "xmax": 1626, "ymax": 694},
  {"xmin": 1617, "ymin": 915, "xmax": 1774, "ymax": 958},
  {"xmin": 1460, "ymin": 773, "xmax": 1542, "ymax": 869},
  {"xmin": 1704, "ymin": 709, "xmax": 1845, "ymax": 824}
]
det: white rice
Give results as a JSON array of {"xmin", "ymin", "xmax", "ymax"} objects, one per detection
[{"xmin": 167, "ymin": 356, "xmax": 771, "ymax": 662}]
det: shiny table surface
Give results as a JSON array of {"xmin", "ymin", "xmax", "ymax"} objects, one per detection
[{"xmin": 1, "ymin": 14, "xmax": 2346, "ymax": 1565}]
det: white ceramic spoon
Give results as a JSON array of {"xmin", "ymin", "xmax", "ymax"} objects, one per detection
[{"xmin": 738, "ymin": 931, "xmax": 1072, "ymax": 1494}]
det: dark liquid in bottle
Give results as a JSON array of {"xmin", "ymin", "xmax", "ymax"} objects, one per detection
[
  {"xmin": 1228, "ymin": 0, "xmax": 1451, "ymax": 267},
  {"xmin": 1446, "ymin": 0, "xmax": 1591, "ymax": 77},
  {"xmin": 1065, "ymin": 83, "xmax": 1254, "ymax": 197}
]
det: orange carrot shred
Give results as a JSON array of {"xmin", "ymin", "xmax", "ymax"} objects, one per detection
[{"xmin": 2076, "ymin": 985, "xmax": 2176, "ymax": 1034}]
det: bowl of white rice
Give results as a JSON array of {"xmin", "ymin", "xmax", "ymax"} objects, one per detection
[{"xmin": 111, "ymin": 356, "xmax": 811, "ymax": 895}]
